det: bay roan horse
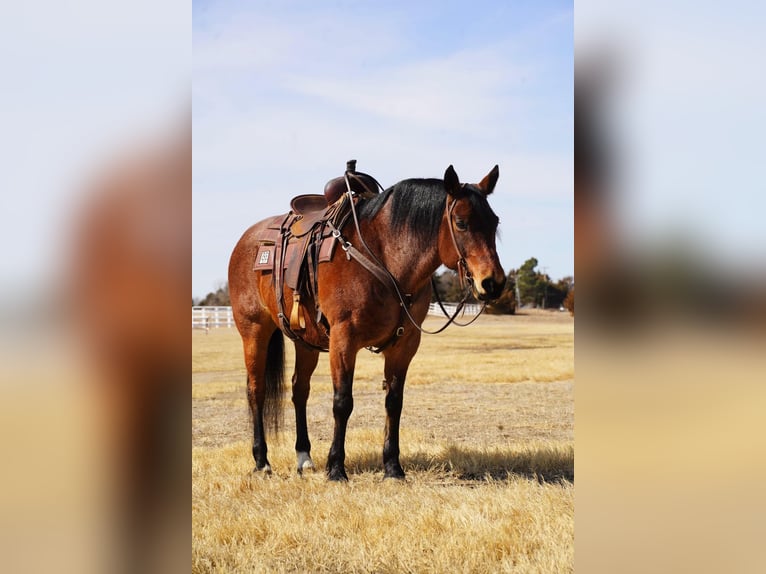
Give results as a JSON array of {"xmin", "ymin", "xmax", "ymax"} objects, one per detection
[{"xmin": 228, "ymin": 165, "xmax": 505, "ymax": 480}]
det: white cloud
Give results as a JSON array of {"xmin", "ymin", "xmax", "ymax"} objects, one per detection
[{"xmin": 285, "ymin": 46, "xmax": 530, "ymax": 134}]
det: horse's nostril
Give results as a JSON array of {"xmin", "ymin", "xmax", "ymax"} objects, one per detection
[{"xmin": 480, "ymin": 276, "xmax": 505, "ymax": 299}]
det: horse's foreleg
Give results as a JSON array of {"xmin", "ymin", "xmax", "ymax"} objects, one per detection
[
  {"xmin": 327, "ymin": 335, "xmax": 357, "ymax": 481},
  {"xmin": 292, "ymin": 345, "xmax": 319, "ymax": 474},
  {"xmin": 382, "ymin": 372, "xmax": 407, "ymax": 479},
  {"xmin": 382, "ymin": 336, "xmax": 420, "ymax": 479}
]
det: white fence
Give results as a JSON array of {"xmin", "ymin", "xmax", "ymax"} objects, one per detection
[
  {"xmin": 193, "ymin": 303, "xmax": 481, "ymax": 332},
  {"xmin": 427, "ymin": 302, "xmax": 482, "ymax": 316},
  {"xmin": 192, "ymin": 306, "xmax": 234, "ymax": 332}
]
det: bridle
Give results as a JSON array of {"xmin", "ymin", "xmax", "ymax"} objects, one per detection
[
  {"xmin": 447, "ymin": 192, "xmax": 473, "ymax": 290},
  {"xmin": 334, "ymin": 177, "xmax": 487, "ymax": 346},
  {"xmin": 435, "ymin": 192, "xmax": 488, "ymax": 327}
]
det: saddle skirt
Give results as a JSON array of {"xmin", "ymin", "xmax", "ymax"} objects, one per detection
[
  {"xmin": 251, "ymin": 198, "xmax": 344, "ymax": 284},
  {"xmin": 251, "ymin": 192, "xmax": 351, "ymax": 340}
]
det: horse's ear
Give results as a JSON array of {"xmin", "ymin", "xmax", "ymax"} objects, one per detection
[
  {"xmin": 444, "ymin": 165, "xmax": 466, "ymax": 198},
  {"xmin": 478, "ymin": 165, "xmax": 499, "ymax": 195}
]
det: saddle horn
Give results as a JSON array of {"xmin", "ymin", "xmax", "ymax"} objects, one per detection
[{"xmin": 324, "ymin": 159, "xmax": 381, "ymax": 203}]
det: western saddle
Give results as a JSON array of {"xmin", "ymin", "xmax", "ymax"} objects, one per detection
[{"xmin": 252, "ymin": 160, "xmax": 382, "ymax": 349}]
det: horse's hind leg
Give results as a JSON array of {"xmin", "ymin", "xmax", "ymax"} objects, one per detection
[
  {"xmin": 292, "ymin": 344, "xmax": 319, "ymax": 474},
  {"xmin": 243, "ymin": 325, "xmax": 284, "ymax": 474},
  {"xmin": 246, "ymin": 371, "xmax": 269, "ymax": 472}
]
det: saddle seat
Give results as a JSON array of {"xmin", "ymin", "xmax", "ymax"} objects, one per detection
[
  {"xmin": 289, "ymin": 194, "xmax": 331, "ymax": 237},
  {"xmin": 290, "ymin": 193, "xmax": 328, "ymax": 216}
]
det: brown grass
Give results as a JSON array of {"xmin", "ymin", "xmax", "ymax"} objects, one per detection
[{"xmin": 193, "ymin": 311, "xmax": 573, "ymax": 573}]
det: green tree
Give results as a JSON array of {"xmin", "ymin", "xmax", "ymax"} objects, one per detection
[
  {"xmin": 515, "ymin": 259, "xmax": 573, "ymax": 309},
  {"xmin": 516, "ymin": 257, "xmax": 540, "ymax": 307}
]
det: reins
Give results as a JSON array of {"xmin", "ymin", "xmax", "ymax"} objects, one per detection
[{"xmin": 430, "ymin": 275, "xmax": 488, "ymax": 328}]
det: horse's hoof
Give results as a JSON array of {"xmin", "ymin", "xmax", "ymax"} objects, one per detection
[
  {"xmin": 383, "ymin": 467, "xmax": 406, "ymax": 480},
  {"xmin": 296, "ymin": 452, "xmax": 315, "ymax": 475},
  {"xmin": 253, "ymin": 463, "xmax": 272, "ymax": 475},
  {"xmin": 327, "ymin": 468, "xmax": 348, "ymax": 482}
]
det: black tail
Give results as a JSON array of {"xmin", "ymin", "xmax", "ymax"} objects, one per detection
[{"xmin": 263, "ymin": 329, "xmax": 285, "ymax": 435}]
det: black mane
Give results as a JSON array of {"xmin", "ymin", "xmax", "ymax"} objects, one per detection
[
  {"xmin": 357, "ymin": 178, "xmax": 498, "ymax": 247},
  {"xmin": 358, "ymin": 179, "xmax": 445, "ymax": 246}
]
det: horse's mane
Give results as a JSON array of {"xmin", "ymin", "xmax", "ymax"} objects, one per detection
[
  {"xmin": 357, "ymin": 178, "xmax": 498, "ymax": 247},
  {"xmin": 358, "ymin": 179, "xmax": 445, "ymax": 246}
]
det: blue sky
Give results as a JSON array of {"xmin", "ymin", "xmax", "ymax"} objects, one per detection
[{"xmin": 193, "ymin": 0, "xmax": 574, "ymax": 297}]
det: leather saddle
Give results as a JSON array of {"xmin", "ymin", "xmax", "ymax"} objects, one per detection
[
  {"xmin": 251, "ymin": 161, "xmax": 381, "ymax": 343},
  {"xmin": 289, "ymin": 194, "xmax": 332, "ymax": 237}
]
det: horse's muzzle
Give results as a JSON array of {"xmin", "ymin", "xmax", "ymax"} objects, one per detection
[{"xmin": 476, "ymin": 275, "xmax": 506, "ymax": 301}]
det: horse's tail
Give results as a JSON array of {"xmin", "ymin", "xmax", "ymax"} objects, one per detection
[{"xmin": 263, "ymin": 328, "xmax": 285, "ymax": 435}]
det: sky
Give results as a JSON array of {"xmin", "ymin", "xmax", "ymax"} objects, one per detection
[{"xmin": 192, "ymin": 0, "xmax": 574, "ymax": 298}]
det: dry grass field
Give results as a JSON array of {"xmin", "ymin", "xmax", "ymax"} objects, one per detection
[{"xmin": 193, "ymin": 311, "xmax": 574, "ymax": 573}]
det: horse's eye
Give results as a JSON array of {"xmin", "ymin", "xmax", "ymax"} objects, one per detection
[{"xmin": 455, "ymin": 218, "xmax": 468, "ymax": 231}]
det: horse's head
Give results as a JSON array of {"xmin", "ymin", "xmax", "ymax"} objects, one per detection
[{"xmin": 439, "ymin": 165, "xmax": 506, "ymax": 301}]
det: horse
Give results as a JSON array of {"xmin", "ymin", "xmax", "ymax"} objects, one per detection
[{"xmin": 228, "ymin": 164, "xmax": 505, "ymax": 480}]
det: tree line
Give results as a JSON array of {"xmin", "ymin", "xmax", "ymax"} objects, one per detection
[
  {"xmin": 193, "ymin": 257, "xmax": 574, "ymax": 316},
  {"xmin": 432, "ymin": 257, "xmax": 573, "ymax": 315},
  {"xmin": 193, "ymin": 283, "xmax": 230, "ymax": 307}
]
